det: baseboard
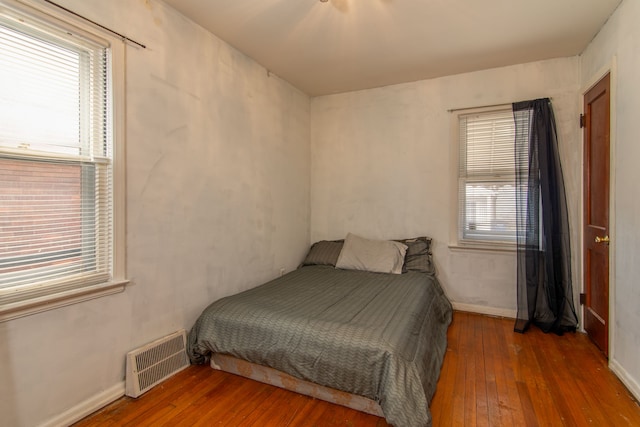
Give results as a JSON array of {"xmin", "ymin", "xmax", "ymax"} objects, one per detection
[
  {"xmin": 38, "ymin": 382, "xmax": 125, "ymax": 427},
  {"xmin": 452, "ymin": 302, "xmax": 517, "ymax": 319},
  {"xmin": 609, "ymin": 358, "xmax": 640, "ymax": 402}
]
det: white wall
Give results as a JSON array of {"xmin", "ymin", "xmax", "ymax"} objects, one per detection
[
  {"xmin": 580, "ymin": 0, "xmax": 640, "ymax": 399},
  {"xmin": 310, "ymin": 57, "xmax": 582, "ymax": 315},
  {"xmin": 0, "ymin": 1, "xmax": 310, "ymax": 426}
]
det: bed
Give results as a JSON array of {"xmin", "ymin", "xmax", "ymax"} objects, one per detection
[{"xmin": 187, "ymin": 234, "xmax": 452, "ymax": 427}]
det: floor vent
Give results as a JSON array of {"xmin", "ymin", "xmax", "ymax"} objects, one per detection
[{"xmin": 125, "ymin": 329, "xmax": 190, "ymax": 398}]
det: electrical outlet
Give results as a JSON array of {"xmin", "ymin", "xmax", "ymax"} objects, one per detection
[{"xmin": 279, "ymin": 268, "xmax": 285, "ymax": 277}]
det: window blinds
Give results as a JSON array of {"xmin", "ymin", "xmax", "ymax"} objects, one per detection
[
  {"xmin": 0, "ymin": 9, "xmax": 113, "ymax": 293},
  {"xmin": 458, "ymin": 109, "xmax": 522, "ymax": 243}
]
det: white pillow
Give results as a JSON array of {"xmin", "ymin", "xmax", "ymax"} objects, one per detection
[{"xmin": 335, "ymin": 233, "xmax": 408, "ymax": 274}]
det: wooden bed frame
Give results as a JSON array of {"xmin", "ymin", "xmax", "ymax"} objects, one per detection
[{"xmin": 210, "ymin": 353, "xmax": 385, "ymax": 417}]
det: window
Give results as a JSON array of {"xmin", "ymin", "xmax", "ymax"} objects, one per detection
[
  {"xmin": 455, "ymin": 107, "xmax": 524, "ymax": 246},
  {"xmin": 0, "ymin": 0, "xmax": 126, "ymax": 321}
]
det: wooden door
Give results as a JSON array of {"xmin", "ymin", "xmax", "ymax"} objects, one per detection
[{"xmin": 583, "ymin": 73, "xmax": 610, "ymax": 356}]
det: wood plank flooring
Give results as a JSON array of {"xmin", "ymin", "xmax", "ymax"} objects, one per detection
[{"xmin": 75, "ymin": 312, "xmax": 640, "ymax": 426}]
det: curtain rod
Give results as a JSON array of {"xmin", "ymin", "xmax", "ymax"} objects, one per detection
[
  {"xmin": 43, "ymin": 0, "xmax": 146, "ymax": 49},
  {"xmin": 447, "ymin": 103, "xmax": 510, "ymax": 113},
  {"xmin": 447, "ymin": 98, "xmax": 552, "ymax": 113}
]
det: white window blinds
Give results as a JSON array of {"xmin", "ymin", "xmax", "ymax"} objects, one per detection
[
  {"xmin": 458, "ymin": 109, "xmax": 522, "ymax": 244},
  {"xmin": 0, "ymin": 6, "xmax": 113, "ymax": 295}
]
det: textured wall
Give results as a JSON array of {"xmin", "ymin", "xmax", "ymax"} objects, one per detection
[
  {"xmin": 580, "ymin": 0, "xmax": 640, "ymax": 399},
  {"xmin": 0, "ymin": 1, "xmax": 310, "ymax": 426},
  {"xmin": 310, "ymin": 57, "xmax": 582, "ymax": 314}
]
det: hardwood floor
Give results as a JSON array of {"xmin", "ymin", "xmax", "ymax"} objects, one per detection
[{"xmin": 75, "ymin": 312, "xmax": 640, "ymax": 426}]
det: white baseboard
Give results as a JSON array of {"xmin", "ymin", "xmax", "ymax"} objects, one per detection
[
  {"xmin": 609, "ymin": 358, "xmax": 640, "ymax": 402},
  {"xmin": 452, "ymin": 302, "xmax": 517, "ymax": 319},
  {"xmin": 38, "ymin": 382, "xmax": 125, "ymax": 427}
]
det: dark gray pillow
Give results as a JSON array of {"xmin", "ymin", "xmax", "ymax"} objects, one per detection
[
  {"xmin": 397, "ymin": 237, "xmax": 435, "ymax": 275},
  {"xmin": 301, "ymin": 240, "xmax": 344, "ymax": 267}
]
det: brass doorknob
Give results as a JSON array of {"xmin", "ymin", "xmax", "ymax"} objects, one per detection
[{"xmin": 595, "ymin": 235, "xmax": 610, "ymax": 243}]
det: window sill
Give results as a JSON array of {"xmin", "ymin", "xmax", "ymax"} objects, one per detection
[
  {"xmin": 0, "ymin": 279, "xmax": 129, "ymax": 323},
  {"xmin": 449, "ymin": 243, "xmax": 517, "ymax": 254}
]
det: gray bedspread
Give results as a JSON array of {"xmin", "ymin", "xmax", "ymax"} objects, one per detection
[{"xmin": 188, "ymin": 265, "xmax": 452, "ymax": 427}]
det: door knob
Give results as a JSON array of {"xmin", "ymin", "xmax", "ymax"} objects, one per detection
[{"xmin": 594, "ymin": 235, "xmax": 610, "ymax": 244}]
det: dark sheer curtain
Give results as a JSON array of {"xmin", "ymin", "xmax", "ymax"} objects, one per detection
[{"xmin": 513, "ymin": 98, "xmax": 578, "ymax": 334}]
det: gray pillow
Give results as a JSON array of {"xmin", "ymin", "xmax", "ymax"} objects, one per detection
[
  {"xmin": 397, "ymin": 237, "xmax": 435, "ymax": 275},
  {"xmin": 336, "ymin": 233, "xmax": 407, "ymax": 275},
  {"xmin": 301, "ymin": 240, "xmax": 344, "ymax": 266}
]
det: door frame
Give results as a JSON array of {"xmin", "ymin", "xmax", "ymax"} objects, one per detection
[{"xmin": 581, "ymin": 58, "xmax": 617, "ymax": 360}]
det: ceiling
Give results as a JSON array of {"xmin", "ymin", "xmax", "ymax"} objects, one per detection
[{"xmin": 162, "ymin": 0, "xmax": 621, "ymax": 97}]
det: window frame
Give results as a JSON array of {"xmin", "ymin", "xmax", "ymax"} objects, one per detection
[
  {"xmin": 449, "ymin": 104, "xmax": 519, "ymax": 252},
  {"xmin": 0, "ymin": 0, "xmax": 127, "ymax": 322}
]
